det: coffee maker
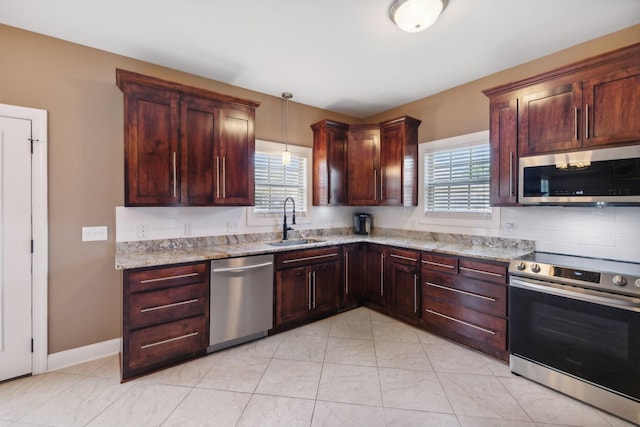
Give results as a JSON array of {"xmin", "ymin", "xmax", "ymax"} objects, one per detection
[{"xmin": 353, "ymin": 213, "xmax": 372, "ymax": 235}]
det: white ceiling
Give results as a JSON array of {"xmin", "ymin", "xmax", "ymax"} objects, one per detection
[{"xmin": 1, "ymin": 0, "xmax": 639, "ymax": 118}]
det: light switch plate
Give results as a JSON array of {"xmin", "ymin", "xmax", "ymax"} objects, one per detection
[{"xmin": 82, "ymin": 226, "xmax": 108, "ymax": 242}]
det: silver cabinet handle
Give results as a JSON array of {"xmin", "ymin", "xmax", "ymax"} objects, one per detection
[
  {"xmin": 380, "ymin": 167, "xmax": 383, "ymax": 200},
  {"xmin": 141, "ymin": 298, "xmax": 199, "ymax": 313},
  {"xmin": 212, "ymin": 262, "xmax": 273, "ymax": 273},
  {"xmin": 140, "ymin": 272, "xmax": 199, "ymax": 284},
  {"xmin": 216, "ymin": 156, "xmax": 220, "ymax": 198},
  {"xmin": 141, "ymin": 331, "xmax": 199, "ymax": 349},
  {"xmin": 425, "ymin": 309, "xmax": 495, "ymax": 335},
  {"xmin": 390, "ymin": 253, "xmax": 418, "ymax": 262},
  {"xmin": 344, "ymin": 252, "xmax": 349, "ymax": 295},
  {"xmin": 380, "ymin": 253, "xmax": 385, "ymax": 296},
  {"xmin": 308, "ymin": 272, "xmax": 312, "ymax": 310},
  {"xmin": 222, "ymin": 157, "xmax": 226, "ymax": 198},
  {"xmin": 172, "ymin": 152, "xmax": 177, "ymax": 198},
  {"xmin": 585, "ymin": 104, "xmax": 589, "ymax": 139},
  {"xmin": 421, "ymin": 260, "xmax": 455, "ymax": 269},
  {"xmin": 508, "ymin": 151, "xmax": 514, "ymax": 197},
  {"xmin": 460, "ymin": 266, "xmax": 503, "ymax": 278},
  {"xmin": 374, "ymin": 169, "xmax": 377, "ymax": 201},
  {"xmin": 414, "ymin": 273, "xmax": 418, "ymax": 313},
  {"xmin": 282, "ymin": 253, "xmax": 338, "ymax": 264},
  {"xmin": 312, "ymin": 271, "xmax": 316, "ymax": 309},
  {"xmin": 426, "ymin": 281, "xmax": 496, "ymax": 302}
]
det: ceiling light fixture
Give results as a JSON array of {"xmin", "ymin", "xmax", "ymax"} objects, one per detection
[
  {"xmin": 389, "ymin": 0, "xmax": 447, "ymax": 33},
  {"xmin": 281, "ymin": 92, "xmax": 293, "ymax": 166}
]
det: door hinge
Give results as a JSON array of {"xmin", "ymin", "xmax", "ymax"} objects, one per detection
[
  {"xmin": 31, "ymin": 339, "xmax": 34, "ymax": 353},
  {"xmin": 31, "ymin": 240, "xmax": 34, "ymax": 253},
  {"xmin": 28, "ymin": 138, "xmax": 38, "ymax": 154}
]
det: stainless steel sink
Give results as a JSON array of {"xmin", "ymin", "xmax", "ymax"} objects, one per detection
[{"xmin": 266, "ymin": 238, "xmax": 323, "ymax": 247}]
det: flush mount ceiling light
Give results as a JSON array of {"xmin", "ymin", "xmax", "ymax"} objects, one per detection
[{"xmin": 389, "ymin": 0, "xmax": 447, "ymax": 33}]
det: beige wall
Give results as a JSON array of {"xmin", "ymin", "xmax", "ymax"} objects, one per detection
[{"xmin": 0, "ymin": 22, "xmax": 638, "ymax": 353}]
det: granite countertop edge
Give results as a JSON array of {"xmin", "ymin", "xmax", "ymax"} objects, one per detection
[{"xmin": 116, "ymin": 234, "xmax": 533, "ymax": 270}]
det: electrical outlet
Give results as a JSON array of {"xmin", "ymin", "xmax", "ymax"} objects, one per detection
[
  {"xmin": 184, "ymin": 223, "xmax": 192, "ymax": 235},
  {"xmin": 227, "ymin": 221, "xmax": 237, "ymax": 233},
  {"xmin": 503, "ymin": 222, "xmax": 515, "ymax": 236},
  {"xmin": 137, "ymin": 224, "xmax": 148, "ymax": 238},
  {"xmin": 82, "ymin": 226, "xmax": 108, "ymax": 242}
]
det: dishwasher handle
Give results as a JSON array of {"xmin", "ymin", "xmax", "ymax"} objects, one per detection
[{"xmin": 212, "ymin": 261, "xmax": 273, "ymax": 273}]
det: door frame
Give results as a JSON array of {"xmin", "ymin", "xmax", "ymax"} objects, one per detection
[{"xmin": 0, "ymin": 103, "xmax": 48, "ymax": 375}]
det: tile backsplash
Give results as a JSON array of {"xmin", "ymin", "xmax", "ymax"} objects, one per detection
[{"xmin": 116, "ymin": 205, "xmax": 640, "ymax": 263}]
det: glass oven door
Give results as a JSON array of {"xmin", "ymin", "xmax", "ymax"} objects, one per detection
[{"xmin": 509, "ymin": 277, "xmax": 640, "ymax": 402}]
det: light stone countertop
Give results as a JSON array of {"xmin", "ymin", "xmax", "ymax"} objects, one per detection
[{"xmin": 115, "ymin": 230, "xmax": 534, "ymax": 270}]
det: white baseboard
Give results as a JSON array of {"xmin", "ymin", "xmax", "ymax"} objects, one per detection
[{"xmin": 47, "ymin": 338, "xmax": 121, "ymax": 372}]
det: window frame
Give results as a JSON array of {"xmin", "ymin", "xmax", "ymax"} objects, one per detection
[
  {"xmin": 418, "ymin": 130, "xmax": 501, "ymax": 229},
  {"xmin": 247, "ymin": 140, "xmax": 311, "ymax": 227}
]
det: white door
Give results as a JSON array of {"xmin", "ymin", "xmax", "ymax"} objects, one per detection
[{"xmin": 0, "ymin": 115, "xmax": 33, "ymax": 380}]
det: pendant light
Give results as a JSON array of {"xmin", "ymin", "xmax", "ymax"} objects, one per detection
[
  {"xmin": 389, "ymin": 0, "xmax": 447, "ymax": 33},
  {"xmin": 281, "ymin": 92, "xmax": 293, "ymax": 166}
]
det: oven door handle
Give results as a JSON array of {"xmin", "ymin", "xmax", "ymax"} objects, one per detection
[{"xmin": 510, "ymin": 277, "xmax": 640, "ymax": 313}]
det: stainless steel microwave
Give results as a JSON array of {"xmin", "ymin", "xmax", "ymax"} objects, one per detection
[{"xmin": 519, "ymin": 145, "xmax": 640, "ymax": 206}]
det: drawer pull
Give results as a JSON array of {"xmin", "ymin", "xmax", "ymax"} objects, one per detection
[
  {"xmin": 140, "ymin": 272, "xmax": 199, "ymax": 284},
  {"xmin": 425, "ymin": 309, "xmax": 495, "ymax": 335},
  {"xmin": 140, "ymin": 331, "xmax": 199, "ymax": 349},
  {"xmin": 425, "ymin": 282, "xmax": 496, "ymax": 302},
  {"xmin": 282, "ymin": 253, "xmax": 338, "ymax": 264},
  {"xmin": 422, "ymin": 260, "xmax": 455, "ymax": 269},
  {"xmin": 140, "ymin": 298, "xmax": 199, "ymax": 313},
  {"xmin": 390, "ymin": 253, "xmax": 418, "ymax": 262},
  {"xmin": 459, "ymin": 266, "xmax": 503, "ymax": 278}
]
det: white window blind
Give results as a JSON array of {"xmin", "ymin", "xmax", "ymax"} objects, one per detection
[
  {"xmin": 254, "ymin": 150, "xmax": 307, "ymax": 214},
  {"xmin": 424, "ymin": 143, "xmax": 490, "ymax": 214}
]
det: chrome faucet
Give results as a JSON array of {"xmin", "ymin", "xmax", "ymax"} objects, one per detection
[{"xmin": 282, "ymin": 197, "xmax": 296, "ymax": 240}]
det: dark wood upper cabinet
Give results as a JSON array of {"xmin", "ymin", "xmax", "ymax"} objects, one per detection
[
  {"xmin": 484, "ymin": 42, "xmax": 640, "ymax": 206},
  {"xmin": 311, "ymin": 120, "xmax": 349, "ymax": 206},
  {"xmin": 117, "ymin": 69, "xmax": 259, "ymax": 207},
  {"xmin": 379, "ymin": 116, "xmax": 420, "ymax": 206},
  {"xmin": 347, "ymin": 124, "xmax": 381, "ymax": 205}
]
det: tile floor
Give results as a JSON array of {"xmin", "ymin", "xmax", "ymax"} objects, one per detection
[{"xmin": 0, "ymin": 307, "xmax": 635, "ymax": 427}]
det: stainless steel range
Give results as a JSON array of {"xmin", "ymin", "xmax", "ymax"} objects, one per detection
[{"xmin": 508, "ymin": 252, "xmax": 640, "ymax": 424}]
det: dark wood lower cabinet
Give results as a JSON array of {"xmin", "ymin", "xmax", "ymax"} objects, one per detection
[
  {"xmin": 340, "ymin": 243, "xmax": 363, "ymax": 310},
  {"xmin": 122, "ymin": 261, "xmax": 210, "ymax": 380},
  {"xmin": 387, "ymin": 248, "xmax": 421, "ymax": 322}
]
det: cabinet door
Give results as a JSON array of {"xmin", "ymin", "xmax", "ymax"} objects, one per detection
[
  {"xmin": 489, "ymin": 98, "xmax": 518, "ymax": 206},
  {"xmin": 519, "ymin": 82, "xmax": 582, "ymax": 155},
  {"xmin": 388, "ymin": 261, "xmax": 420, "ymax": 320},
  {"xmin": 312, "ymin": 261, "xmax": 339, "ymax": 315},
  {"xmin": 216, "ymin": 106, "xmax": 255, "ymax": 205},
  {"xmin": 379, "ymin": 117, "xmax": 420, "ymax": 206},
  {"xmin": 275, "ymin": 266, "xmax": 311, "ymax": 326},
  {"xmin": 341, "ymin": 244, "xmax": 363, "ymax": 310},
  {"xmin": 363, "ymin": 245, "xmax": 385, "ymax": 307},
  {"xmin": 583, "ymin": 65, "xmax": 640, "ymax": 148},
  {"xmin": 312, "ymin": 120, "xmax": 349, "ymax": 206},
  {"xmin": 348, "ymin": 126, "xmax": 380, "ymax": 205},
  {"xmin": 124, "ymin": 83, "xmax": 180, "ymax": 206},
  {"xmin": 180, "ymin": 96, "xmax": 218, "ymax": 205}
]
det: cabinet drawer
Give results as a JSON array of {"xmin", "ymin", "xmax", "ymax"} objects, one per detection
[
  {"xmin": 421, "ymin": 252, "xmax": 458, "ymax": 273},
  {"xmin": 387, "ymin": 248, "xmax": 420, "ymax": 266},
  {"xmin": 125, "ymin": 316, "xmax": 207, "ymax": 375},
  {"xmin": 276, "ymin": 246, "xmax": 340, "ymax": 269},
  {"xmin": 128, "ymin": 283, "xmax": 207, "ymax": 330},
  {"xmin": 459, "ymin": 259, "xmax": 507, "ymax": 284},
  {"xmin": 422, "ymin": 271, "xmax": 506, "ymax": 318},
  {"xmin": 422, "ymin": 297, "xmax": 506, "ymax": 352},
  {"xmin": 126, "ymin": 262, "xmax": 209, "ymax": 293}
]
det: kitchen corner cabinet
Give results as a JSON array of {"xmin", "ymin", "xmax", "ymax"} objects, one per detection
[
  {"xmin": 122, "ymin": 261, "xmax": 210, "ymax": 380},
  {"xmin": 421, "ymin": 253, "xmax": 509, "ymax": 361},
  {"xmin": 116, "ymin": 69, "xmax": 258, "ymax": 207},
  {"xmin": 347, "ymin": 117, "xmax": 421, "ymax": 206},
  {"xmin": 311, "ymin": 120, "xmax": 349, "ymax": 206},
  {"xmin": 362, "ymin": 244, "xmax": 386, "ymax": 310},
  {"xmin": 484, "ymin": 43, "xmax": 640, "ymax": 205},
  {"xmin": 274, "ymin": 246, "xmax": 340, "ymax": 330},
  {"xmin": 341, "ymin": 243, "xmax": 363, "ymax": 310}
]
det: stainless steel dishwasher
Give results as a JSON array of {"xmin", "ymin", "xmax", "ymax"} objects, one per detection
[{"xmin": 208, "ymin": 254, "xmax": 274, "ymax": 352}]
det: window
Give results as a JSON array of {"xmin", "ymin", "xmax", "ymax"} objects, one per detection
[
  {"xmin": 254, "ymin": 140, "xmax": 309, "ymax": 215},
  {"xmin": 424, "ymin": 137, "xmax": 490, "ymax": 216}
]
